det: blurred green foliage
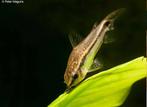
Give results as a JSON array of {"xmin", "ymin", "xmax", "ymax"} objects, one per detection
[{"xmin": 48, "ymin": 57, "xmax": 147, "ymax": 107}]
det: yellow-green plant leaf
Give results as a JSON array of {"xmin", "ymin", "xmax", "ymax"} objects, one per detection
[{"xmin": 48, "ymin": 56, "xmax": 147, "ymax": 107}]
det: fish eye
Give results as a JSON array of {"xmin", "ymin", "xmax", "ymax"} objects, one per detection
[{"xmin": 73, "ymin": 74, "xmax": 78, "ymax": 80}]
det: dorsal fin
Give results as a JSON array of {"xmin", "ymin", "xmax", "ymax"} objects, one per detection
[{"xmin": 68, "ymin": 31, "xmax": 83, "ymax": 47}]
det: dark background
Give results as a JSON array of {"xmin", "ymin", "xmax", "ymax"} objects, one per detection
[{"xmin": 0, "ymin": 0, "xmax": 146, "ymax": 107}]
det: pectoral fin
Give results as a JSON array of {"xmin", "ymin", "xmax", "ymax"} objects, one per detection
[{"xmin": 88, "ymin": 58, "xmax": 103, "ymax": 72}]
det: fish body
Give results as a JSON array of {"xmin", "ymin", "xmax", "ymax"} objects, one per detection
[{"xmin": 64, "ymin": 8, "xmax": 125, "ymax": 89}]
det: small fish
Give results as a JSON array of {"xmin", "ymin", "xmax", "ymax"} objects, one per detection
[{"xmin": 64, "ymin": 8, "xmax": 125, "ymax": 90}]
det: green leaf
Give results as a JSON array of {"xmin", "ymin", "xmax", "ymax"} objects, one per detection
[{"xmin": 48, "ymin": 56, "xmax": 147, "ymax": 107}]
